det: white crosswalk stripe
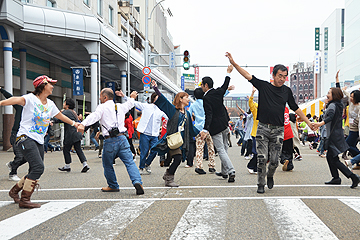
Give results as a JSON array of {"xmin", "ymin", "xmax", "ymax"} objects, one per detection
[
  {"xmin": 0, "ymin": 201, "xmax": 84, "ymax": 240},
  {"xmin": 63, "ymin": 200, "xmax": 154, "ymax": 240},
  {"xmin": 339, "ymin": 198, "xmax": 360, "ymax": 215},
  {"xmin": 264, "ymin": 199, "xmax": 338, "ymax": 240},
  {"xmin": 170, "ymin": 200, "xmax": 227, "ymax": 240},
  {"xmin": 0, "ymin": 198, "xmax": 360, "ymax": 239}
]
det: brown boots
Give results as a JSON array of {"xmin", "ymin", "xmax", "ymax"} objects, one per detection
[
  {"xmin": 9, "ymin": 177, "xmax": 41, "ymax": 208},
  {"xmin": 9, "ymin": 176, "xmax": 25, "ymax": 203},
  {"xmin": 163, "ymin": 169, "xmax": 179, "ymax": 187}
]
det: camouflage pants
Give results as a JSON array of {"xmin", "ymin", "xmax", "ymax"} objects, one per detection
[{"xmin": 256, "ymin": 122, "xmax": 284, "ymax": 186}]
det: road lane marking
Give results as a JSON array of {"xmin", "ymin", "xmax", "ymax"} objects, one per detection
[
  {"xmin": 0, "ymin": 201, "xmax": 11, "ymax": 208},
  {"xmin": 265, "ymin": 198, "xmax": 338, "ymax": 240},
  {"xmin": 63, "ymin": 200, "xmax": 154, "ymax": 239},
  {"xmin": 0, "ymin": 201, "xmax": 84, "ymax": 240},
  {"xmin": 0, "ymin": 184, "xmax": 355, "ymax": 192},
  {"xmin": 339, "ymin": 198, "xmax": 360, "ymax": 214},
  {"xmin": 170, "ymin": 200, "xmax": 226, "ymax": 240},
  {"xmin": 1, "ymin": 196, "xmax": 360, "ymax": 204}
]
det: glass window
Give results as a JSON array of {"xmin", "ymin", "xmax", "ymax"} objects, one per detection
[
  {"xmin": 304, "ymin": 74, "xmax": 308, "ymax": 80},
  {"xmin": 97, "ymin": 0, "xmax": 103, "ymax": 16},
  {"xmin": 292, "ymin": 85, "xmax": 296, "ymax": 91},
  {"xmin": 309, "ymin": 84, "xmax": 314, "ymax": 90},
  {"xmin": 293, "ymin": 95, "xmax": 297, "ymax": 101},
  {"xmin": 304, "ymin": 84, "xmax": 308, "ymax": 90},
  {"xmin": 84, "ymin": 0, "xmax": 89, "ymax": 6},
  {"xmin": 310, "ymin": 73, "xmax": 313, "ymax": 79},
  {"xmin": 299, "ymin": 84, "xmax": 303, "ymax": 91},
  {"xmin": 300, "ymin": 74, "xmax": 303, "ymax": 80},
  {"xmin": 109, "ymin": 6, "xmax": 113, "ymax": 26},
  {"xmin": 299, "ymin": 94, "xmax": 303, "ymax": 100}
]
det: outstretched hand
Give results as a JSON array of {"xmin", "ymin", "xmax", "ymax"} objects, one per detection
[
  {"xmin": 115, "ymin": 90, "xmax": 125, "ymax": 97},
  {"xmin": 225, "ymin": 52, "xmax": 234, "ymax": 65},
  {"xmin": 77, "ymin": 124, "xmax": 85, "ymax": 134},
  {"xmin": 151, "ymin": 80, "xmax": 157, "ymax": 88},
  {"xmin": 130, "ymin": 91, "xmax": 138, "ymax": 99},
  {"xmin": 228, "ymin": 85, "xmax": 235, "ymax": 91}
]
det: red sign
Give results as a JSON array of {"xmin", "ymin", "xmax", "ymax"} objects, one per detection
[
  {"xmin": 142, "ymin": 67, "xmax": 151, "ymax": 75},
  {"xmin": 142, "ymin": 75, "xmax": 151, "ymax": 84},
  {"xmin": 194, "ymin": 67, "xmax": 199, "ymax": 84}
]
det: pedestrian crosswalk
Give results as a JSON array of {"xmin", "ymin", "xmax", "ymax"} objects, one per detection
[{"xmin": 0, "ymin": 197, "xmax": 360, "ymax": 239}]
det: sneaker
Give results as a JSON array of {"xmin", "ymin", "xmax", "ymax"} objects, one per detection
[
  {"xmin": 320, "ymin": 154, "xmax": 326, "ymax": 158},
  {"xmin": 139, "ymin": 168, "xmax": 150, "ymax": 175},
  {"xmin": 95, "ymin": 146, "xmax": 99, "ymax": 151},
  {"xmin": 8, "ymin": 174, "xmax": 21, "ymax": 181},
  {"xmin": 309, "ymin": 144, "xmax": 313, "ymax": 150},
  {"xmin": 294, "ymin": 154, "xmax": 302, "ymax": 161},
  {"xmin": 345, "ymin": 160, "xmax": 354, "ymax": 171},
  {"xmin": 81, "ymin": 166, "xmax": 90, "ymax": 173},
  {"xmin": 208, "ymin": 168, "xmax": 216, "ymax": 173},
  {"xmin": 145, "ymin": 164, "xmax": 151, "ymax": 174},
  {"xmin": 6, "ymin": 162, "xmax": 12, "ymax": 172},
  {"xmin": 184, "ymin": 165, "xmax": 192, "ymax": 168},
  {"xmin": 228, "ymin": 172, "xmax": 235, "ymax": 183},
  {"xmin": 244, "ymin": 156, "xmax": 251, "ymax": 160},
  {"xmin": 195, "ymin": 168, "xmax": 206, "ymax": 174},
  {"xmin": 247, "ymin": 168, "xmax": 255, "ymax": 174},
  {"xmin": 215, "ymin": 172, "xmax": 228, "ymax": 179},
  {"xmin": 58, "ymin": 167, "xmax": 71, "ymax": 172},
  {"xmin": 98, "ymin": 154, "xmax": 102, "ymax": 158}
]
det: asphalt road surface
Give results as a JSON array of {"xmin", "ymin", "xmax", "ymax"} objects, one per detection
[{"xmin": 1, "ymin": 135, "xmax": 360, "ymax": 239}]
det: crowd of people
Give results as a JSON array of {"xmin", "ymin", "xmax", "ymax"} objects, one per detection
[{"xmin": 1, "ymin": 53, "xmax": 360, "ymax": 208}]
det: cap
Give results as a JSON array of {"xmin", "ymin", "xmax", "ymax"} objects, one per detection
[{"xmin": 33, "ymin": 75, "xmax": 57, "ymax": 88}]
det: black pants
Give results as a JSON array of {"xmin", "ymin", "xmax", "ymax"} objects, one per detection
[
  {"xmin": 9, "ymin": 132, "xmax": 27, "ymax": 175},
  {"xmin": 186, "ymin": 139, "xmax": 196, "ymax": 167},
  {"xmin": 326, "ymin": 148, "xmax": 352, "ymax": 179},
  {"xmin": 169, "ymin": 154, "xmax": 182, "ymax": 175},
  {"xmin": 17, "ymin": 137, "xmax": 44, "ymax": 180},
  {"xmin": 245, "ymin": 139, "xmax": 253, "ymax": 156},
  {"xmin": 280, "ymin": 138, "xmax": 294, "ymax": 171},
  {"xmin": 63, "ymin": 141, "xmax": 87, "ymax": 164}
]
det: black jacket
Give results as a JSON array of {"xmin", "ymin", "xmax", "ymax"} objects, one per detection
[{"xmin": 203, "ymin": 76, "xmax": 230, "ymax": 136}]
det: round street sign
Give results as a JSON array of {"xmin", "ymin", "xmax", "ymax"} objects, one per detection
[
  {"xmin": 142, "ymin": 67, "xmax": 151, "ymax": 75},
  {"xmin": 142, "ymin": 75, "xmax": 151, "ymax": 85}
]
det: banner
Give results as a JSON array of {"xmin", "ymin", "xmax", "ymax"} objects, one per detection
[
  {"xmin": 72, "ymin": 68, "xmax": 84, "ymax": 96},
  {"xmin": 106, "ymin": 82, "xmax": 116, "ymax": 102}
]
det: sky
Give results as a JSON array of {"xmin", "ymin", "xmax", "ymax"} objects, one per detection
[{"xmin": 163, "ymin": 0, "xmax": 345, "ymax": 95}]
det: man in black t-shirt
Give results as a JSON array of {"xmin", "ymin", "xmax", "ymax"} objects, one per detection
[{"xmin": 226, "ymin": 52, "xmax": 314, "ymax": 194}]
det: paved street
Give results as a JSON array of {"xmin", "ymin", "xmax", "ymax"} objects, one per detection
[{"xmin": 1, "ymin": 135, "xmax": 360, "ymax": 239}]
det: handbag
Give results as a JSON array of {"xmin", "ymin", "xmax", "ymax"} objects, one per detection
[{"xmin": 166, "ymin": 113, "xmax": 186, "ymax": 150}]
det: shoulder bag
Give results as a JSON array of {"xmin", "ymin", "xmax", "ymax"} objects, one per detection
[{"xmin": 167, "ymin": 112, "xmax": 186, "ymax": 150}]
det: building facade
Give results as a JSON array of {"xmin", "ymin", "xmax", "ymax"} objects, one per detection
[
  {"xmin": 0, "ymin": 0, "xmax": 181, "ymax": 149},
  {"xmin": 290, "ymin": 62, "xmax": 315, "ymax": 104}
]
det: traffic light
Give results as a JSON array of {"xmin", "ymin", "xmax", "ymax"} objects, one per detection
[{"xmin": 183, "ymin": 50, "xmax": 190, "ymax": 70}]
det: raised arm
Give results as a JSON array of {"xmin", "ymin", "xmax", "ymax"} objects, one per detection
[
  {"xmin": 0, "ymin": 96, "xmax": 25, "ymax": 107},
  {"xmin": 335, "ymin": 70, "xmax": 341, "ymax": 89},
  {"xmin": 225, "ymin": 52, "xmax": 252, "ymax": 81}
]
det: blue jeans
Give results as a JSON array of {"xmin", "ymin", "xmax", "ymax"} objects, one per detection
[
  {"xmin": 102, "ymin": 135, "xmax": 142, "ymax": 189},
  {"xmin": 44, "ymin": 134, "xmax": 54, "ymax": 152},
  {"xmin": 139, "ymin": 133, "xmax": 158, "ymax": 169},
  {"xmin": 237, "ymin": 130, "xmax": 245, "ymax": 145},
  {"xmin": 90, "ymin": 131, "xmax": 99, "ymax": 148},
  {"xmin": 346, "ymin": 131, "xmax": 360, "ymax": 157},
  {"xmin": 317, "ymin": 138, "xmax": 325, "ymax": 154}
]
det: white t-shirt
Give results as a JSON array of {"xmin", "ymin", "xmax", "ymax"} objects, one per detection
[{"xmin": 17, "ymin": 93, "xmax": 60, "ymax": 144}]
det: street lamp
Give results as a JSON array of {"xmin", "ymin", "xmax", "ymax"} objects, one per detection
[{"xmin": 145, "ymin": 0, "xmax": 166, "ymax": 67}]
